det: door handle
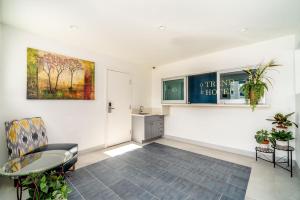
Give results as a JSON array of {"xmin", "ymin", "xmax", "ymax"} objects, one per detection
[{"xmin": 108, "ymin": 102, "xmax": 115, "ymax": 113}]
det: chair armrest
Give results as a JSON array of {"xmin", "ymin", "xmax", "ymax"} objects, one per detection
[{"xmin": 25, "ymin": 143, "xmax": 78, "ymax": 156}]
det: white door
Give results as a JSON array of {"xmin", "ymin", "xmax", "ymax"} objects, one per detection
[{"xmin": 106, "ymin": 70, "xmax": 132, "ymax": 147}]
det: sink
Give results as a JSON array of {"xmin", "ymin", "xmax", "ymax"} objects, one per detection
[{"xmin": 138, "ymin": 113, "xmax": 149, "ymax": 115}]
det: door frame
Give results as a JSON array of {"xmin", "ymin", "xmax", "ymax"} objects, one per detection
[{"xmin": 104, "ymin": 69, "xmax": 132, "ymax": 148}]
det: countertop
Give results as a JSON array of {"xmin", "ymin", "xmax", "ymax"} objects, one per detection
[{"xmin": 131, "ymin": 113, "xmax": 164, "ymax": 117}]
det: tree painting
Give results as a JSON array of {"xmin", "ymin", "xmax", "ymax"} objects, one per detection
[
  {"xmin": 27, "ymin": 48, "xmax": 95, "ymax": 100},
  {"xmin": 67, "ymin": 59, "xmax": 82, "ymax": 90}
]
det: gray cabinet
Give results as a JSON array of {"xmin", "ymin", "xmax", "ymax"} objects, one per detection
[{"xmin": 132, "ymin": 115, "xmax": 164, "ymax": 143}]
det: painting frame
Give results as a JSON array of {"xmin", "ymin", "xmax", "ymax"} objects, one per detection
[{"xmin": 27, "ymin": 48, "xmax": 95, "ymax": 100}]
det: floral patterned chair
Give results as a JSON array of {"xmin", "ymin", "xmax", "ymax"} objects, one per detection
[{"xmin": 4, "ymin": 117, "xmax": 78, "ymax": 172}]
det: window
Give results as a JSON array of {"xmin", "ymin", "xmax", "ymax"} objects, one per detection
[
  {"xmin": 218, "ymin": 70, "xmax": 248, "ymax": 104},
  {"xmin": 218, "ymin": 69, "xmax": 267, "ymax": 105},
  {"xmin": 161, "ymin": 69, "xmax": 266, "ymax": 105},
  {"xmin": 162, "ymin": 76, "xmax": 186, "ymax": 104},
  {"xmin": 188, "ymin": 72, "xmax": 217, "ymax": 104}
]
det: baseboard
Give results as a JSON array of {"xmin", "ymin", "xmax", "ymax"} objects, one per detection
[
  {"xmin": 163, "ymin": 135, "xmax": 255, "ymax": 158},
  {"xmin": 79, "ymin": 144, "xmax": 105, "ymax": 155}
]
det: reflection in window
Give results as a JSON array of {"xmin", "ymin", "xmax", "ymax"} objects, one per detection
[
  {"xmin": 220, "ymin": 71, "xmax": 248, "ymax": 102},
  {"xmin": 163, "ymin": 79, "xmax": 184, "ymax": 101},
  {"xmin": 188, "ymin": 73, "xmax": 217, "ymax": 104}
]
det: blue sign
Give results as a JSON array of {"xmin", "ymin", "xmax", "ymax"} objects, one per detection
[{"xmin": 188, "ymin": 72, "xmax": 217, "ymax": 103}]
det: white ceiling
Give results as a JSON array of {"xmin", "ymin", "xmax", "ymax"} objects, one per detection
[{"xmin": 1, "ymin": 0, "xmax": 300, "ymax": 67}]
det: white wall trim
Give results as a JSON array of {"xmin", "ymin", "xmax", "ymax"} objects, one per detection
[
  {"xmin": 79, "ymin": 144, "xmax": 105, "ymax": 155},
  {"xmin": 163, "ymin": 135, "xmax": 255, "ymax": 158},
  {"xmin": 163, "ymin": 134, "xmax": 300, "ymax": 171}
]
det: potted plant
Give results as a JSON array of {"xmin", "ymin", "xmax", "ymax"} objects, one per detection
[
  {"xmin": 254, "ymin": 129, "xmax": 270, "ymax": 148},
  {"xmin": 270, "ymin": 128, "xmax": 294, "ymax": 146},
  {"xmin": 240, "ymin": 60, "xmax": 280, "ymax": 111},
  {"xmin": 267, "ymin": 112, "xmax": 298, "ymax": 147},
  {"xmin": 266, "ymin": 112, "xmax": 298, "ymax": 129},
  {"xmin": 22, "ymin": 171, "xmax": 71, "ymax": 200}
]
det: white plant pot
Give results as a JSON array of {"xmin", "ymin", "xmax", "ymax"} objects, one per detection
[
  {"xmin": 276, "ymin": 140, "xmax": 288, "ymax": 147},
  {"xmin": 259, "ymin": 143, "xmax": 269, "ymax": 149}
]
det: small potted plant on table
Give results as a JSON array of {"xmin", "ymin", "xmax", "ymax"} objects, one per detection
[
  {"xmin": 22, "ymin": 171, "xmax": 71, "ymax": 200},
  {"xmin": 267, "ymin": 112, "xmax": 298, "ymax": 147},
  {"xmin": 255, "ymin": 129, "xmax": 270, "ymax": 149},
  {"xmin": 270, "ymin": 129, "xmax": 294, "ymax": 146}
]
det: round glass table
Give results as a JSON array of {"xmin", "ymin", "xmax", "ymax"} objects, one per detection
[{"xmin": 0, "ymin": 150, "xmax": 73, "ymax": 199}]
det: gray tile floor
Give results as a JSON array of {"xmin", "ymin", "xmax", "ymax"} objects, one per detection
[{"xmin": 67, "ymin": 143, "xmax": 251, "ymax": 200}]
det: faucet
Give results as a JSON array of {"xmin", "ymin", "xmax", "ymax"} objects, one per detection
[{"xmin": 139, "ymin": 106, "xmax": 144, "ymax": 114}]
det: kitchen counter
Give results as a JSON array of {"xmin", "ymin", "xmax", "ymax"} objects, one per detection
[
  {"xmin": 131, "ymin": 113, "xmax": 164, "ymax": 117},
  {"xmin": 132, "ymin": 114, "xmax": 164, "ymax": 143}
]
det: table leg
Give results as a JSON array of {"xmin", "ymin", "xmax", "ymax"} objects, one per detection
[
  {"xmin": 16, "ymin": 179, "xmax": 22, "ymax": 200},
  {"xmin": 256, "ymin": 150, "xmax": 257, "ymax": 161},
  {"xmin": 273, "ymin": 148, "xmax": 276, "ymax": 168},
  {"xmin": 273, "ymin": 151, "xmax": 275, "ymax": 167},
  {"xmin": 287, "ymin": 150, "xmax": 289, "ymax": 167},
  {"xmin": 291, "ymin": 151, "xmax": 293, "ymax": 177}
]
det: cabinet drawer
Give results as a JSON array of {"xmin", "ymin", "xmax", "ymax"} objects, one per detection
[{"xmin": 144, "ymin": 115, "xmax": 164, "ymax": 140}]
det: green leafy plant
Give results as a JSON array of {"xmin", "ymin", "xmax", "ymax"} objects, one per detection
[
  {"xmin": 270, "ymin": 128, "xmax": 294, "ymax": 141},
  {"xmin": 254, "ymin": 129, "xmax": 270, "ymax": 144},
  {"xmin": 240, "ymin": 60, "xmax": 280, "ymax": 111},
  {"xmin": 266, "ymin": 112, "xmax": 298, "ymax": 129},
  {"xmin": 22, "ymin": 171, "xmax": 71, "ymax": 200}
]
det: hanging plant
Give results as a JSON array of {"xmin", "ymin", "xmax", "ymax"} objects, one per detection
[{"xmin": 240, "ymin": 60, "xmax": 280, "ymax": 111}]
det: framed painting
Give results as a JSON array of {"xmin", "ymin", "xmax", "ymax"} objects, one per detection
[{"xmin": 27, "ymin": 48, "xmax": 95, "ymax": 100}]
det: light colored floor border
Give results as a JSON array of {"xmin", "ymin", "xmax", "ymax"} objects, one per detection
[
  {"xmin": 76, "ymin": 136, "xmax": 300, "ymax": 179},
  {"xmin": 164, "ymin": 135, "xmax": 300, "ymax": 178},
  {"xmin": 79, "ymin": 144, "xmax": 105, "ymax": 155},
  {"xmin": 296, "ymin": 161, "xmax": 300, "ymax": 178},
  {"xmin": 78, "ymin": 140, "xmax": 137, "ymax": 155},
  {"xmin": 163, "ymin": 135, "xmax": 255, "ymax": 157}
]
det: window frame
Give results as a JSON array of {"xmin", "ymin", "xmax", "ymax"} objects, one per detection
[
  {"xmin": 161, "ymin": 76, "xmax": 187, "ymax": 104},
  {"xmin": 217, "ymin": 68, "xmax": 266, "ymax": 105}
]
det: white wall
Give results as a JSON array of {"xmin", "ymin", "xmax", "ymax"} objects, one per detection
[
  {"xmin": 296, "ymin": 34, "xmax": 300, "ymax": 49},
  {"xmin": 0, "ymin": 24, "xmax": 152, "ymax": 199},
  {"xmin": 0, "ymin": 23, "xmax": 17, "ymax": 200},
  {"xmin": 152, "ymin": 36, "xmax": 296, "ymax": 155},
  {"xmin": 295, "ymin": 50, "xmax": 300, "ymax": 166},
  {"xmin": 0, "ymin": 23, "xmax": 5, "ymax": 166},
  {"xmin": 0, "ymin": 25, "xmax": 152, "ymax": 166}
]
